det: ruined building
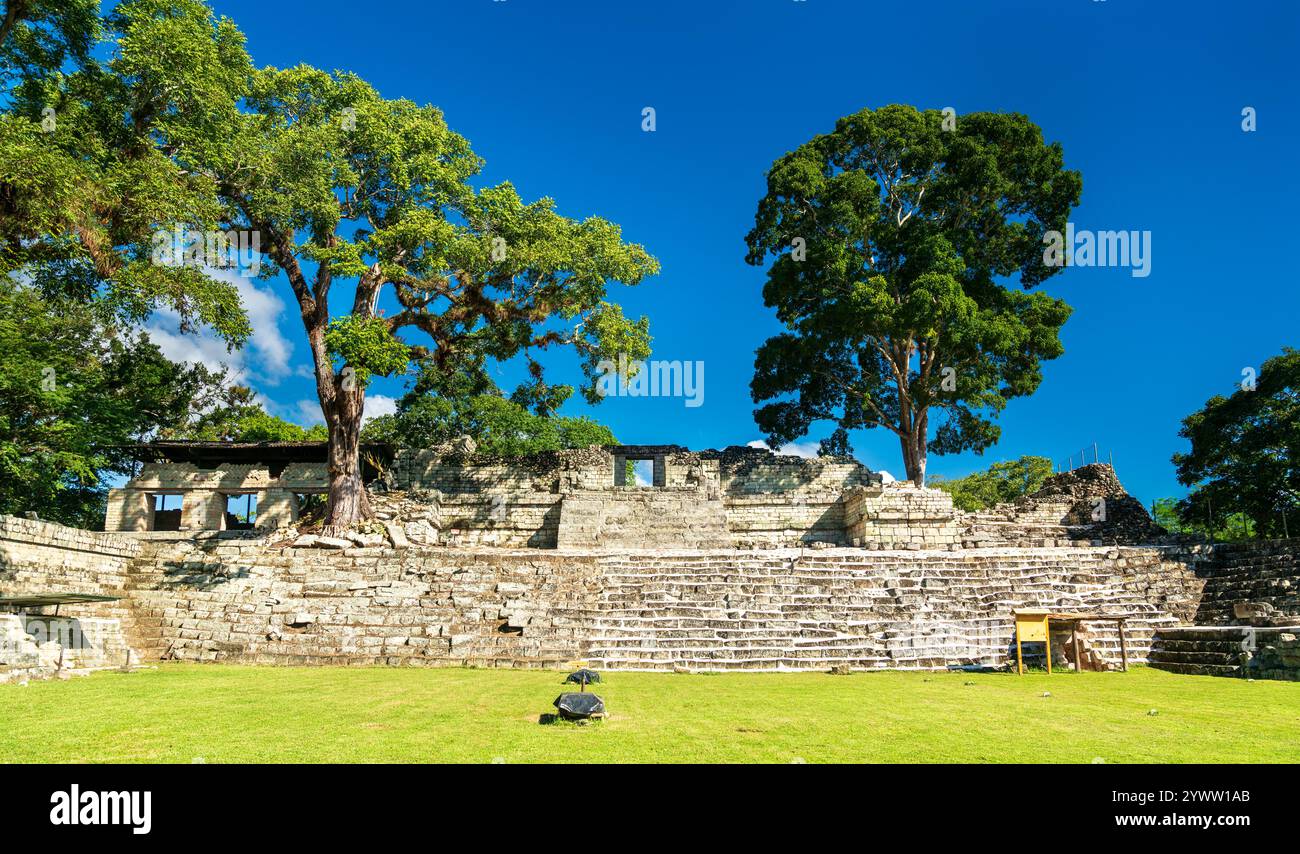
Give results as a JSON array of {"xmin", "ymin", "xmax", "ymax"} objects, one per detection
[
  {"xmin": 104, "ymin": 442, "xmax": 961, "ymax": 550},
  {"xmin": 2, "ymin": 442, "xmax": 1298, "ymax": 683}
]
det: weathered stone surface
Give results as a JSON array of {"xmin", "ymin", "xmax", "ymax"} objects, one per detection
[
  {"xmin": 8, "ymin": 510, "xmax": 1300, "ymax": 680},
  {"xmin": 383, "ymin": 522, "xmax": 409, "ymax": 548}
]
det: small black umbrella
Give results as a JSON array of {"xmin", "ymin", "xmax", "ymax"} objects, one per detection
[
  {"xmin": 564, "ymin": 668, "xmax": 601, "ymax": 687},
  {"xmin": 553, "ymin": 692, "xmax": 605, "ymax": 720}
]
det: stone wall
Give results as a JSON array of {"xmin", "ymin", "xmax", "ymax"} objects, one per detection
[
  {"xmin": 392, "ymin": 445, "xmax": 886, "ymax": 549},
  {"xmin": 0, "ymin": 513, "xmax": 1231, "ymax": 675},
  {"xmin": 844, "ymin": 483, "xmax": 961, "ymax": 550},
  {"xmin": 0, "ymin": 516, "xmax": 142, "ymax": 682},
  {"xmin": 0, "ymin": 615, "xmax": 132, "ymax": 684},
  {"xmin": 125, "ymin": 538, "xmax": 602, "ymax": 667},
  {"xmin": 0, "ymin": 515, "xmax": 139, "ymax": 607},
  {"xmin": 110, "ymin": 444, "xmax": 907, "ymax": 549},
  {"xmin": 557, "ymin": 491, "xmax": 730, "ymax": 549},
  {"xmin": 112, "ymin": 535, "xmax": 1204, "ymax": 672}
]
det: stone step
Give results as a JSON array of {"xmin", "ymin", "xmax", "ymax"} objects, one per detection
[{"xmin": 1148, "ymin": 661, "xmax": 1244, "ymax": 678}]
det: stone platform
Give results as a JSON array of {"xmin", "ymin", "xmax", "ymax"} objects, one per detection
[
  {"xmin": 6, "ymin": 510, "xmax": 1300, "ymax": 679},
  {"xmin": 108, "ymin": 538, "xmax": 1205, "ymax": 672}
]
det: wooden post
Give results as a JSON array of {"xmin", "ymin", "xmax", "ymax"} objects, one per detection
[
  {"xmin": 1016, "ymin": 632, "xmax": 1024, "ymax": 675},
  {"xmin": 1073, "ymin": 623, "xmax": 1082, "ymax": 673},
  {"xmin": 1118, "ymin": 622, "xmax": 1128, "ymax": 672},
  {"xmin": 1045, "ymin": 618, "xmax": 1052, "ymax": 674}
]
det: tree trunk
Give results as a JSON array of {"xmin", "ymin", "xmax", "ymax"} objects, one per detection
[
  {"xmin": 307, "ymin": 324, "xmax": 372, "ymax": 536},
  {"xmin": 322, "ymin": 397, "xmax": 370, "ymax": 537},
  {"xmin": 265, "ymin": 229, "xmax": 379, "ymax": 536},
  {"xmin": 898, "ymin": 421, "xmax": 928, "ymax": 486}
]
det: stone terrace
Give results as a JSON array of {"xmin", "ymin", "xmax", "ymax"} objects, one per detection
[{"xmin": 111, "ymin": 536, "xmax": 1205, "ymax": 673}]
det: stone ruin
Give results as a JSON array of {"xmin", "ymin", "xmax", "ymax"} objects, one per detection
[
  {"xmin": 102, "ymin": 443, "xmax": 1161, "ymax": 552},
  {"xmin": 3, "ymin": 442, "xmax": 1299, "ymax": 683}
]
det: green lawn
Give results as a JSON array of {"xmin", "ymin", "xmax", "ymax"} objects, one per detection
[{"xmin": 1, "ymin": 664, "xmax": 1296, "ymax": 763}]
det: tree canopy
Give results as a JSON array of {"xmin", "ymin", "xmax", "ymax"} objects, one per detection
[
  {"xmin": 2, "ymin": 0, "xmax": 657, "ymax": 533},
  {"xmin": 0, "ymin": 0, "xmax": 250, "ymax": 343},
  {"xmin": 163, "ymin": 383, "xmax": 328, "ymax": 443},
  {"xmin": 930, "ymin": 455, "xmax": 1054, "ymax": 512},
  {"xmin": 361, "ymin": 356, "xmax": 618, "ymax": 456},
  {"xmin": 1172, "ymin": 348, "xmax": 1300, "ymax": 539},
  {"xmin": 745, "ymin": 105, "xmax": 1080, "ymax": 483},
  {"xmin": 0, "ymin": 286, "xmax": 217, "ymax": 527},
  {"xmin": 362, "ymin": 394, "xmax": 616, "ymax": 457}
]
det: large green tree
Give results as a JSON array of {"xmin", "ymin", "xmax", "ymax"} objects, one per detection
[
  {"xmin": 4, "ymin": 1, "xmax": 656, "ymax": 534},
  {"xmin": 1172, "ymin": 348, "xmax": 1300, "ymax": 539},
  {"xmin": 201, "ymin": 68, "xmax": 653, "ymax": 530},
  {"xmin": 745, "ymin": 105, "xmax": 1080, "ymax": 484},
  {"xmin": 194, "ymin": 70, "xmax": 655, "ymax": 532},
  {"xmin": 0, "ymin": 0, "xmax": 250, "ymax": 341},
  {"xmin": 0, "ymin": 286, "xmax": 216, "ymax": 527}
]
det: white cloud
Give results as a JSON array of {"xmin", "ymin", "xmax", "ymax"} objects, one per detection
[
  {"xmin": 746, "ymin": 439, "xmax": 821, "ymax": 459},
  {"xmin": 144, "ymin": 268, "xmax": 295, "ymax": 386},
  {"xmin": 362, "ymin": 394, "xmax": 398, "ymax": 426},
  {"xmin": 292, "ymin": 399, "xmax": 326, "ymax": 426}
]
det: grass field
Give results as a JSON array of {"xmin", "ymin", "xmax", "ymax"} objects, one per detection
[{"xmin": 1, "ymin": 664, "xmax": 1297, "ymax": 763}]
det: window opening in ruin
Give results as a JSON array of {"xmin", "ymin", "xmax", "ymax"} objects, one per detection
[
  {"xmin": 224, "ymin": 493, "xmax": 257, "ymax": 530},
  {"xmin": 151, "ymin": 494, "xmax": 183, "ymax": 531},
  {"xmin": 295, "ymin": 492, "xmax": 326, "ymax": 518},
  {"xmin": 630, "ymin": 459, "xmax": 655, "ymax": 487}
]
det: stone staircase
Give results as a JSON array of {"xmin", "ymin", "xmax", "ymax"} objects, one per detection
[
  {"xmin": 1148, "ymin": 627, "xmax": 1250, "ymax": 677},
  {"xmin": 1145, "ymin": 539, "xmax": 1300, "ymax": 681},
  {"xmin": 119, "ymin": 540, "xmax": 190, "ymax": 661},
  {"xmin": 103, "ymin": 536, "xmax": 1211, "ymax": 674},
  {"xmin": 580, "ymin": 548, "xmax": 1198, "ymax": 672},
  {"xmin": 1149, "ymin": 626, "xmax": 1300, "ymax": 680},
  {"xmin": 1189, "ymin": 540, "xmax": 1300, "ymax": 626},
  {"xmin": 960, "ymin": 504, "xmax": 1087, "ymax": 549}
]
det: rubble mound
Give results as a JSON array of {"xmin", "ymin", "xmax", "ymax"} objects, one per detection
[
  {"xmin": 1019, "ymin": 464, "xmax": 1167, "ymax": 544},
  {"xmin": 1030, "ymin": 463, "xmax": 1128, "ymax": 500}
]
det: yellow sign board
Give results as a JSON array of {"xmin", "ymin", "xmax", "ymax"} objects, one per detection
[
  {"xmin": 1016, "ymin": 615, "xmax": 1048, "ymax": 642},
  {"xmin": 1014, "ymin": 610, "xmax": 1053, "ymax": 674}
]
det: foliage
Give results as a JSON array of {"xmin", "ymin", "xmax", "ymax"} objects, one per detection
[
  {"xmin": 1172, "ymin": 348, "xmax": 1300, "ymax": 539},
  {"xmin": 930, "ymin": 455, "xmax": 1054, "ymax": 512},
  {"xmin": 1150, "ymin": 497, "xmax": 1259, "ymax": 542},
  {"xmin": 324, "ymin": 315, "xmax": 409, "ymax": 389},
  {"xmin": 0, "ymin": 286, "xmax": 214, "ymax": 527},
  {"xmin": 361, "ymin": 393, "xmax": 615, "ymax": 457},
  {"xmin": 163, "ymin": 384, "xmax": 327, "ymax": 443},
  {"xmin": 0, "ymin": 0, "xmax": 250, "ymax": 344},
  {"xmin": 745, "ymin": 105, "xmax": 1080, "ymax": 483},
  {"xmin": 0, "ymin": 0, "xmax": 100, "ymax": 87},
  {"xmin": 3, "ymin": 0, "xmax": 656, "ymax": 528}
]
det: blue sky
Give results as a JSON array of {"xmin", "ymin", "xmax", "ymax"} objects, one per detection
[{"xmin": 172, "ymin": 0, "xmax": 1299, "ymax": 507}]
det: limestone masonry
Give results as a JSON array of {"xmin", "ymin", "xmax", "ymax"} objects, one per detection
[{"xmin": 3, "ymin": 445, "xmax": 1299, "ymax": 682}]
